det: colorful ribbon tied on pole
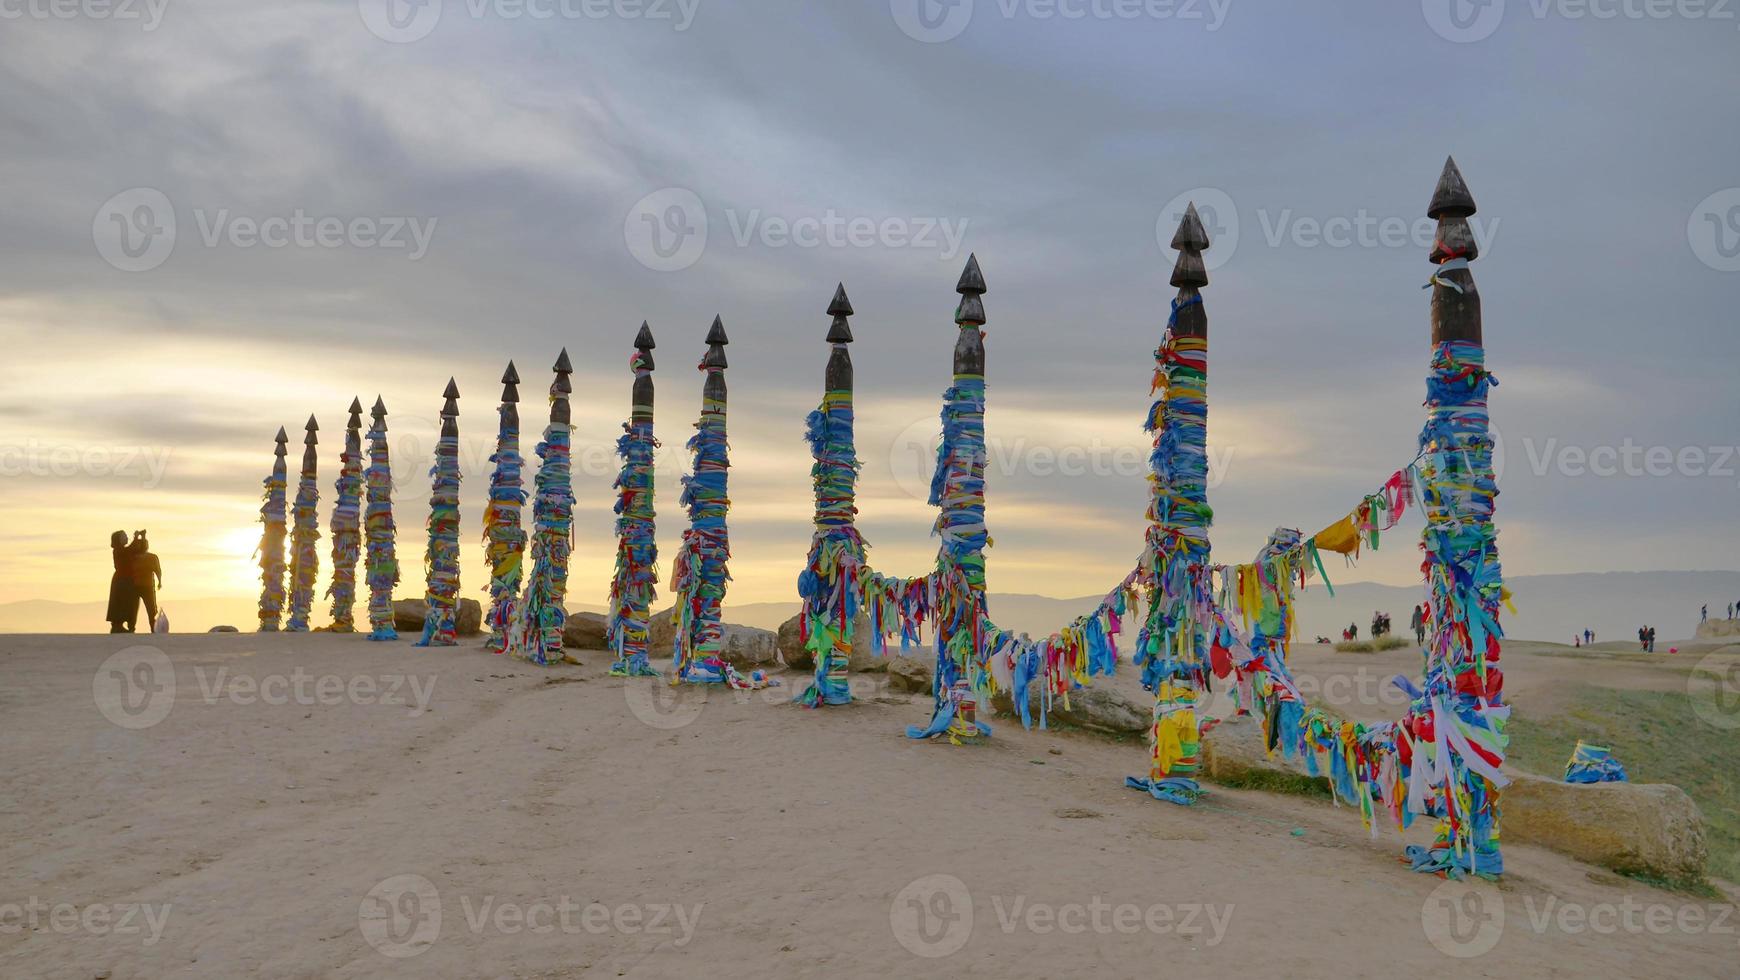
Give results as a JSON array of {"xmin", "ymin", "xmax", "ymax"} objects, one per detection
[
  {"xmin": 326, "ymin": 414, "xmax": 364, "ymax": 632},
  {"xmin": 796, "ymin": 389, "xmax": 864, "ymax": 707},
  {"xmin": 286, "ymin": 427, "xmax": 320, "ymax": 632},
  {"xmin": 907, "ymin": 372, "xmax": 993, "ymax": 744},
  {"xmin": 512, "ymin": 397, "xmax": 574, "ymax": 666},
  {"xmin": 1127, "ymin": 302, "xmax": 1213, "ymax": 805},
  {"xmin": 256, "ymin": 438, "xmax": 288, "ymax": 632},
  {"xmin": 483, "ymin": 402, "xmax": 526, "ymax": 653},
  {"xmin": 417, "ymin": 422, "xmax": 462, "ymax": 646},
  {"xmin": 672, "ymin": 391, "xmax": 730, "ymax": 682},
  {"xmin": 364, "ymin": 410, "xmax": 399, "ymax": 641}
]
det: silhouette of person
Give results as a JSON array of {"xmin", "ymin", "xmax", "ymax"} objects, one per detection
[
  {"xmin": 129, "ymin": 531, "xmax": 163, "ymax": 631},
  {"xmin": 106, "ymin": 530, "xmax": 138, "ymax": 633}
]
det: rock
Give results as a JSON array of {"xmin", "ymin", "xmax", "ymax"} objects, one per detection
[
  {"xmin": 208, "ymin": 625, "xmax": 239, "ymax": 633},
  {"xmin": 455, "ymin": 598, "xmax": 482, "ymax": 637},
  {"xmin": 716, "ymin": 624, "xmax": 779, "ymax": 668},
  {"xmin": 1695, "ymin": 618, "xmax": 1740, "ymax": 640},
  {"xmin": 886, "ymin": 655, "xmax": 934, "ymax": 694},
  {"xmin": 989, "ymin": 682, "xmax": 1149, "ymax": 735},
  {"xmin": 1197, "ymin": 722, "xmax": 1710, "ymax": 882},
  {"xmin": 1502, "ymin": 773, "xmax": 1708, "ymax": 882},
  {"xmin": 615, "ymin": 606, "xmax": 778, "ymax": 667},
  {"xmin": 775, "ymin": 611, "xmax": 890, "ymax": 672},
  {"xmin": 392, "ymin": 597, "xmax": 483, "ymax": 637},
  {"xmin": 563, "ymin": 612, "xmax": 608, "ymax": 649}
]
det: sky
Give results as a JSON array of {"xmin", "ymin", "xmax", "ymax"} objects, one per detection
[{"xmin": 0, "ymin": 0, "xmax": 1736, "ymax": 623}]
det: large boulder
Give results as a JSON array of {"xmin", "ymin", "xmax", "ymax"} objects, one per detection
[
  {"xmin": 775, "ymin": 611, "xmax": 891, "ymax": 672},
  {"xmin": 886, "ymin": 655, "xmax": 934, "ymax": 694},
  {"xmin": 1198, "ymin": 722, "xmax": 1711, "ymax": 882},
  {"xmin": 716, "ymin": 624, "xmax": 779, "ymax": 668},
  {"xmin": 1502, "ymin": 773, "xmax": 1708, "ymax": 882},
  {"xmin": 989, "ymin": 682, "xmax": 1149, "ymax": 735},
  {"xmin": 1695, "ymin": 618, "xmax": 1740, "ymax": 640},
  {"xmin": 563, "ymin": 612, "xmax": 608, "ymax": 650},
  {"xmin": 392, "ymin": 598, "xmax": 483, "ymax": 637}
]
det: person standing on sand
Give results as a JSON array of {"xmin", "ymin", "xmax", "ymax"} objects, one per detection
[
  {"xmin": 1701, "ymin": 604, "xmax": 1707, "ymax": 622},
  {"xmin": 1647, "ymin": 626, "xmax": 1657, "ymax": 653},
  {"xmin": 128, "ymin": 531, "xmax": 163, "ymax": 632},
  {"xmin": 1410, "ymin": 605, "xmax": 1425, "ymax": 644},
  {"xmin": 105, "ymin": 530, "xmax": 138, "ymax": 633},
  {"xmin": 1584, "ymin": 628, "xmax": 1592, "ymax": 646}
]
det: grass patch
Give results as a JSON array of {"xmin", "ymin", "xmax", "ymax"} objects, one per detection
[
  {"xmin": 1205, "ymin": 766, "xmax": 1333, "ymax": 800},
  {"xmin": 1507, "ymin": 685, "xmax": 1740, "ymax": 882},
  {"xmin": 1334, "ymin": 635, "xmax": 1412, "ymax": 653}
]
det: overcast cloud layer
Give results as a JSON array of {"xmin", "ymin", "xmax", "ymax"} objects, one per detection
[{"xmin": 1, "ymin": 0, "xmax": 1736, "ymax": 612}]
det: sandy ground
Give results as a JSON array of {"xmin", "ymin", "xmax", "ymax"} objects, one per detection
[{"xmin": 2, "ymin": 633, "xmax": 1736, "ymax": 979}]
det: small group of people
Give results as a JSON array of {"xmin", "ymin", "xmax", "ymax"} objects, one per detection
[
  {"xmin": 105, "ymin": 530, "xmax": 164, "ymax": 634},
  {"xmin": 1636, "ymin": 625, "xmax": 1657, "ymax": 652},
  {"xmin": 1705, "ymin": 602, "xmax": 1739, "ymax": 621},
  {"xmin": 1573, "ymin": 628, "xmax": 1596, "ymax": 648},
  {"xmin": 1370, "ymin": 611, "xmax": 1392, "ymax": 639}
]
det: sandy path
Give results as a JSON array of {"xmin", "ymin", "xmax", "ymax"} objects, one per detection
[{"xmin": 1, "ymin": 633, "xmax": 1734, "ymax": 978}]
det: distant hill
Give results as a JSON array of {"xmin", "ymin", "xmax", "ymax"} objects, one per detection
[{"xmin": 6, "ymin": 570, "xmax": 1737, "ymax": 642}]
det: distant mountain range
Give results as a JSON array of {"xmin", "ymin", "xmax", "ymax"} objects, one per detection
[{"xmin": 6, "ymin": 570, "xmax": 1737, "ymax": 643}]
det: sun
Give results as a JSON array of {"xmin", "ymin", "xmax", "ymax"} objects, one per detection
[{"xmin": 218, "ymin": 525, "xmax": 264, "ymax": 594}]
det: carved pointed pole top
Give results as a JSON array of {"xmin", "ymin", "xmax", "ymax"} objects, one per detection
[
  {"xmin": 825, "ymin": 283, "xmax": 854, "ymax": 390},
  {"xmin": 274, "ymin": 426, "xmax": 289, "ymax": 455},
  {"xmin": 500, "ymin": 360, "xmax": 520, "ymax": 404},
  {"xmin": 551, "ymin": 348, "xmax": 573, "ymax": 426},
  {"xmin": 304, "ymin": 415, "xmax": 319, "ymax": 442},
  {"xmin": 703, "ymin": 315, "xmax": 729, "ymax": 371},
  {"xmin": 955, "ymin": 253, "xmax": 986, "ymax": 329},
  {"xmin": 370, "ymin": 397, "xmax": 388, "ymax": 433},
  {"xmin": 1169, "ymin": 203, "xmax": 1210, "ymax": 339},
  {"xmin": 952, "ymin": 255, "xmax": 986, "ymax": 375},
  {"xmin": 1428, "ymin": 156, "xmax": 1477, "ymax": 220},
  {"xmin": 632, "ymin": 325, "xmax": 655, "ymax": 421},
  {"xmin": 1427, "ymin": 156, "xmax": 1482, "ymax": 346},
  {"xmin": 347, "ymin": 397, "xmax": 364, "ymax": 423}
]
